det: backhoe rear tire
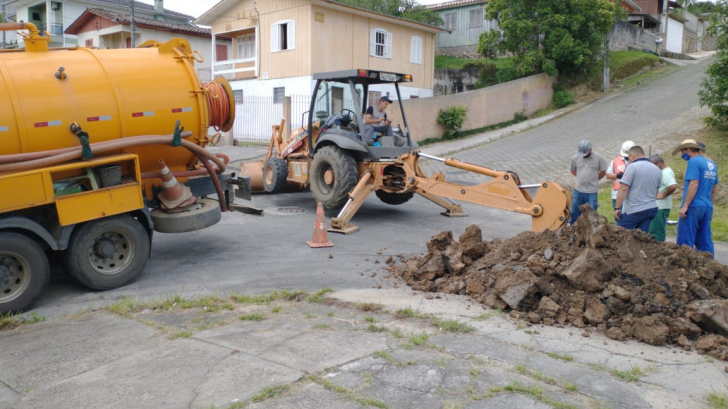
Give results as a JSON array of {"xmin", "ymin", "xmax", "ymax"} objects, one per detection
[
  {"xmin": 375, "ymin": 190, "xmax": 414, "ymax": 205},
  {"xmin": 263, "ymin": 158, "xmax": 288, "ymax": 193},
  {"xmin": 0, "ymin": 233, "xmax": 50, "ymax": 314},
  {"xmin": 310, "ymin": 145, "xmax": 358, "ymax": 209},
  {"xmin": 64, "ymin": 214, "xmax": 150, "ymax": 291}
]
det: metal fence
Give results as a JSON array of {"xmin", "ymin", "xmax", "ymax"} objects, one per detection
[{"xmin": 231, "ymin": 94, "xmax": 354, "ymax": 143}]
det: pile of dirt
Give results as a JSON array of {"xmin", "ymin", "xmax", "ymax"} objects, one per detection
[{"xmin": 391, "ymin": 206, "xmax": 728, "ymax": 360}]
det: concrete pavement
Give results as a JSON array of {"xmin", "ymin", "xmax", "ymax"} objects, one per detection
[{"xmin": 2, "ymin": 289, "xmax": 726, "ymax": 409}]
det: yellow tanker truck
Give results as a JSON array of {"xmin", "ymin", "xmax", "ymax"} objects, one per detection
[{"xmin": 0, "ymin": 23, "xmax": 242, "ymax": 313}]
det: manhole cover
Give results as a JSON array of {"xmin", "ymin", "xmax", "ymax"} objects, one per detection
[{"xmin": 269, "ymin": 206, "xmax": 307, "ymax": 216}]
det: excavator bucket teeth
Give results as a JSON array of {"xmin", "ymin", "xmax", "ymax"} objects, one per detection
[{"xmin": 530, "ymin": 183, "xmax": 571, "ymax": 232}]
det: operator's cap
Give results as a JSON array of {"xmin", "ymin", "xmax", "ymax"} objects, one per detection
[
  {"xmin": 380, "ymin": 96, "xmax": 393, "ymax": 103},
  {"xmin": 620, "ymin": 140, "xmax": 635, "ymax": 156},
  {"xmin": 671, "ymin": 138, "xmax": 702, "ymax": 155},
  {"xmin": 578, "ymin": 140, "xmax": 592, "ymax": 157}
]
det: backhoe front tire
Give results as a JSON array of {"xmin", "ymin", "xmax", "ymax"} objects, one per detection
[
  {"xmin": 263, "ymin": 158, "xmax": 288, "ymax": 193},
  {"xmin": 0, "ymin": 233, "xmax": 50, "ymax": 314},
  {"xmin": 375, "ymin": 190, "xmax": 414, "ymax": 205},
  {"xmin": 64, "ymin": 215, "xmax": 150, "ymax": 291},
  {"xmin": 310, "ymin": 145, "xmax": 359, "ymax": 209}
]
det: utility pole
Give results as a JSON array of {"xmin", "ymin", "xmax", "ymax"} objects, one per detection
[
  {"xmin": 130, "ymin": 0, "xmax": 136, "ymax": 47},
  {"xmin": 603, "ymin": 33, "xmax": 610, "ymax": 93}
]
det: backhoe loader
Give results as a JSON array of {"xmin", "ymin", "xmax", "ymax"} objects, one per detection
[{"xmin": 241, "ymin": 69, "xmax": 571, "ymax": 234}]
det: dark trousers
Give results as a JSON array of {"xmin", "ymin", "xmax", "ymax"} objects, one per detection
[{"xmin": 618, "ymin": 207, "xmax": 657, "ymax": 233}]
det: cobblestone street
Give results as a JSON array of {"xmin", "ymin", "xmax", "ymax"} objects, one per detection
[{"xmin": 420, "ymin": 62, "xmax": 709, "ymax": 189}]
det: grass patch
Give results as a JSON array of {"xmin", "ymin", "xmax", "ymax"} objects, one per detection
[
  {"xmin": 105, "ymin": 296, "xmax": 138, "ymax": 316},
  {"xmin": 373, "ymin": 350, "xmax": 391, "ymax": 360},
  {"xmin": 170, "ymin": 330, "xmax": 193, "ymax": 339},
  {"xmin": 547, "ymin": 352, "xmax": 574, "ymax": 362},
  {"xmin": 367, "ymin": 324, "xmax": 387, "ymax": 333},
  {"xmin": 391, "ymin": 329, "xmax": 404, "ymax": 338},
  {"xmin": 231, "ymin": 289, "xmax": 307, "ymax": 304},
  {"xmin": 431, "ymin": 318, "xmax": 476, "ymax": 333},
  {"xmin": 609, "ymin": 50, "xmax": 661, "ymax": 81},
  {"xmin": 707, "ymin": 389, "xmax": 728, "ymax": 409},
  {"xmin": 0, "ymin": 311, "xmax": 46, "ymax": 331},
  {"xmin": 503, "ymin": 382, "xmax": 577, "ymax": 409},
  {"xmin": 364, "ymin": 316, "xmax": 376, "ymax": 323},
  {"xmin": 589, "ymin": 363, "xmax": 648, "ymax": 382},
  {"xmin": 307, "ymin": 288, "xmax": 334, "ymax": 303},
  {"xmin": 418, "ymin": 111, "xmax": 531, "ymax": 147},
  {"xmin": 310, "ymin": 375, "xmax": 388, "ymax": 408},
  {"xmin": 393, "ymin": 307, "xmax": 428, "ymax": 319},
  {"xmin": 358, "ymin": 302, "xmax": 384, "ymax": 312},
  {"xmin": 312, "ymin": 323, "xmax": 332, "ymax": 330},
  {"xmin": 238, "ymin": 313, "xmax": 264, "ymax": 321},
  {"xmin": 271, "ymin": 306, "xmax": 282, "ymax": 313},
  {"xmin": 562, "ymin": 381, "xmax": 578, "ymax": 392},
  {"xmin": 251, "ymin": 384, "xmax": 290, "ymax": 403},
  {"xmin": 408, "ymin": 332, "xmax": 430, "ymax": 346}
]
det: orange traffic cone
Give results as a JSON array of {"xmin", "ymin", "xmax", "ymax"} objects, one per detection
[
  {"xmin": 157, "ymin": 159, "xmax": 195, "ymax": 211},
  {"xmin": 307, "ymin": 202, "xmax": 334, "ymax": 248}
]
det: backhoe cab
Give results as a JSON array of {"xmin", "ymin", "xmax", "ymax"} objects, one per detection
[{"xmin": 242, "ymin": 69, "xmax": 571, "ymax": 234}]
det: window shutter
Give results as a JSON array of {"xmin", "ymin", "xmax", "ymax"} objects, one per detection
[
  {"xmin": 410, "ymin": 36, "xmax": 422, "ymax": 64},
  {"xmin": 287, "ymin": 20, "xmax": 295, "ymax": 50},
  {"xmin": 385, "ymin": 32, "xmax": 392, "ymax": 58},
  {"xmin": 370, "ymin": 29, "xmax": 376, "ymax": 56},
  {"xmin": 417, "ymin": 37, "xmax": 422, "ymax": 64},
  {"xmin": 271, "ymin": 23, "xmax": 279, "ymax": 52}
]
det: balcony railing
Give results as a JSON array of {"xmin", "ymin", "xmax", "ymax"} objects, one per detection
[
  {"xmin": 37, "ymin": 23, "xmax": 63, "ymax": 36},
  {"xmin": 212, "ymin": 57, "xmax": 256, "ymax": 80}
]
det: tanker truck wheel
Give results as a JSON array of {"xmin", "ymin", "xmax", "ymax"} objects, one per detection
[
  {"xmin": 0, "ymin": 233, "xmax": 50, "ymax": 314},
  {"xmin": 64, "ymin": 215, "xmax": 150, "ymax": 291},
  {"xmin": 263, "ymin": 158, "xmax": 288, "ymax": 193},
  {"xmin": 309, "ymin": 145, "xmax": 358, "ymax": 209},
  {"xmin": 375, "ymin": 190, "xmax": 414, "ymax": 205}
]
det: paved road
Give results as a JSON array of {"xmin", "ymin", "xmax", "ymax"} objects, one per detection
[{"xmin": 419, "ymin": 61, "xmax": 709, "ymax": 187}]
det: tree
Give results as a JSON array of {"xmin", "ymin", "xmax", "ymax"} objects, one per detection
[
  {"xmin": 688, "ymin": 1, "xmax": 720, "ymax": 15},
  {"xmin": 476, "ymin": 30, "xmax": 504, "ymax": 60},
  {"xmin": 336, "ymin": 0, "xmax": 443, "ymax": 26},
  {"xmin": 486, "ymin": 0, "xmax": 617, "ymax": 79},
  {"xmin": 698, "ymin": 0, "xmax": 728, "ymax": 127}
]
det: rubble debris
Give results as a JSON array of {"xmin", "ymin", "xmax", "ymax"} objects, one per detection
[{"xmin": 391, "ymin": 206, "xmax": 728, "ymax": 360}]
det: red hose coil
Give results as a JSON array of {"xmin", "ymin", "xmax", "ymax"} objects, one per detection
[{"xmin": 204, "ymin": 81, "xmax": 230, "ymax": 132}]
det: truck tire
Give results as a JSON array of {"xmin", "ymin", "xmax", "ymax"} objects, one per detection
[
  {"xmin": 151, "ymin": 199, "xmax": 222, "ymax": 233},
  {"xmin": 64, "ymin": 214, "xmax": 150, "ymax": 291},
  {"xmin": 375, "ymin": 190, "xmax": 414, "ymax": 205},
  {"xmin": 263, "ymin": 158, "xmax": 288, "ymax": 193},
  {"xmin": 0, "ymin": 233, "xmax": 50, "ymax": 314},
  {"xmin": 310, "ymin": 145, "xmax": 359, "ymax": 209}
]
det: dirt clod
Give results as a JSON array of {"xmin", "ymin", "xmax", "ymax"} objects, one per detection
[{"xmin": 392, "ymin": 206, "xmax": 728, "ymax": 359}]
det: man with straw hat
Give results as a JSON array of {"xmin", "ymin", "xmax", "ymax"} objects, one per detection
[{"xmin": 672, "ymin": 139, "xmax": 719, "ymax": 257}]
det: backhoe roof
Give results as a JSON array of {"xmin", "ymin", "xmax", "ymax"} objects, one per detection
[{"xmin": 312, "ymin": 69, "xmax": 412, "ymax": 85}]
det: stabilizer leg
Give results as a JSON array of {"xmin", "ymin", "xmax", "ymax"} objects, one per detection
[
  {"xmin": 414, "ymin": 188, "xmax": 468, "ymax": 217},
  {"xmin": 329, "ymin": 172, "xmax": 373, "ymax": 234}
]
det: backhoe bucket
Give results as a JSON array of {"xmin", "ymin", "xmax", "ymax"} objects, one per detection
[
  {"xmin": 530, "ymin": 182, "xmax": 571, "ymax": 232},
  {"xmin": 240, "ymin": 161, "xmax": 265, "ymax": 193}
]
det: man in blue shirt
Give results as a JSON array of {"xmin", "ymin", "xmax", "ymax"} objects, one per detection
[{"xmin": 672, "ymin": 139, "xmax": 719, "ymax": 257}]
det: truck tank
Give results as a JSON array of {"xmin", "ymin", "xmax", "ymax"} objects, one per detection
[{"xmin": 0, "ymin": 23, "xmax": 234, "ymax": 178}]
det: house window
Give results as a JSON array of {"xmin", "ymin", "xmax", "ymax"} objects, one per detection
[
  {"xmin": 469, "ymin": 9, "xmax": 483, "ymax": 28},
  {"xmin": 273, "ymin": 87, "xmax": 285, "ymax": 104},
  {"xmin": 444, "ymin": 13, "xmax": 457, "ymax": 30},
  {"xmin": 237, "ymin": 33, "xmax": 255, "ymax": 59},
  {"xmin": 271, "ymin": 20, "xmax": 295, "ymax": 52},
  {"xmin": 32, "ymin": 12, "xmax": 40, "ymax": 21},
  {"xmin": 410, "ymin": 36, "xmax": 422, "ymax": 64},
  {"xmin": 369, "ymin": 28, "xmax": 392, "ymax": 58}
]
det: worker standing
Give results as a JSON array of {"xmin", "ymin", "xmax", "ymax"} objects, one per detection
[
  {"xmin": 606, "ymin": 141, "xmax": 635, "ymax": 219},
  {"xmin": 647, "ymin": 154, "xmax": 678, "ymax": 242},
  {"xmin": 614, "ymin": 146, "xmax": 661, "ymax": 232},
  {"xmin": 673, "ymin": 139, "xmax": 719, "ymax": 257},
  {"xmin": 569, "ymin": 140, "xmax": 607, "ymax": 224}
]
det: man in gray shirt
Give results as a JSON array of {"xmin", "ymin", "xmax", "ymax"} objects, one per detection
[
  {"xmin": 614, "ymin": 146, "xmax": 661, "ymax": 232},
  {"xmin": 569, "ymin": 140, "xmax": 607, "ymax": 224},
  {"xmin": 362, "ymin": 96, "xmax": 394, "ymax": 146}
]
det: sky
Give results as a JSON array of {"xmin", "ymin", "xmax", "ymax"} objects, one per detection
[{"xmin": 139, "ymin": 0, "xmax": 444, "ymax": 19}]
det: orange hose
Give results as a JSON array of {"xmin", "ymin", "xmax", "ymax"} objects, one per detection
[
  {"xmin": 204, "ymin": 81, "xmax": 230, "ymax": 132},
  {"xmin": 139, "ymin": 153, "xmax": 230, "ymax": 179}
]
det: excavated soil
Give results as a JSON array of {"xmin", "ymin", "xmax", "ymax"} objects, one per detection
[{"xmin": 391, "ymin": 206, "xmax": 728, "ymax": 360}]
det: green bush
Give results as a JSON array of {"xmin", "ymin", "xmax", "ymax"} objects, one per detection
[
  {"xmin": 475, "ymin": 62, "xmax": 498, "ymax": 88},
  {"xmin": 553, "ymin": 90, "xmax": 575, "ymax": 108},
  {"xmin": 437, "ymin": 106, "xmax": 468, "ymax": 139},
  {"xmin": 513, "ymin": 110, "xmax": 528, "ymax": 123},
  {"xmin": 497, "ymin": 66, "xmax": 519, "ymax": 83}
]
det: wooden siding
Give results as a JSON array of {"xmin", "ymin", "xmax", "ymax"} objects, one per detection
[
  {"xmin": 435, "ymin": 4, "xmax": 498, "ymax": 48},
  {"xmin": 310, "ymin": 7, "xmax": 433, "ymax": 89},
  {"xmin": 210, "ymin": 0, "xmax": 311, "ymax": 34},
  {"xmin": 259, "ymin": 5, "xmax": 312, "ymax": 79}
]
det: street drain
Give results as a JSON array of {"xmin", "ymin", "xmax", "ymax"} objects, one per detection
[{"xmin": 269, "ymin": 206, "xmax": 307, "ymax": 216}]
